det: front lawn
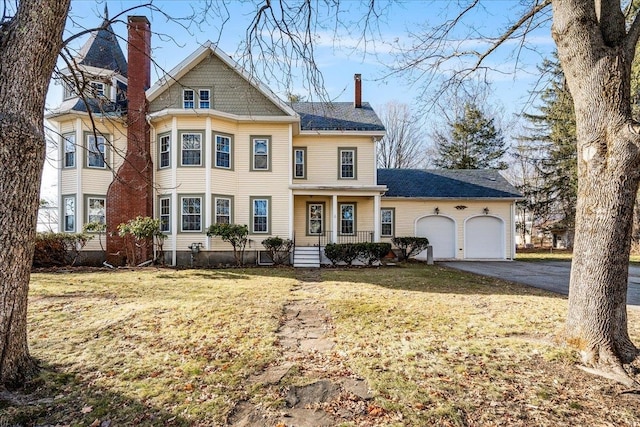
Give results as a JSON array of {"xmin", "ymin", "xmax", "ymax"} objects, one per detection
[{"xmin": 3, "ymin": 265, "xmax": 640, "ymax": 426}]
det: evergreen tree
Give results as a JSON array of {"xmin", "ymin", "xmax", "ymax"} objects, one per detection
[
  {"xmin": 519, "ymin": 56, "xmax": 578, "ymax": 229},
  {"xmin": 432, "ymin": 102, "xmax": 507, "ymax": 170}
]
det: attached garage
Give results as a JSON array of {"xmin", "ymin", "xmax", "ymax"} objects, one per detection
[
  {"xmin": 465, "ymin": 215, "xmax": 505, "ymax": 259},
  {"xmin": 415, "ymin": 215, "xmax": 456, "ymax": 259},
  {"xmin": 377, "ymin": 169, "xmax": 522, "ymax": 261}
]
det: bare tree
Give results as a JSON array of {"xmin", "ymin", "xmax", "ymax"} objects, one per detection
[{"xmin": 377, "ymin": 101, "xmax": 426, "ymax": 169}]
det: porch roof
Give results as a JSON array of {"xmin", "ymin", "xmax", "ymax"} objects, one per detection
[{"xmin": 290, "ymin": 184, "xmax": 387, "ymax": 196}]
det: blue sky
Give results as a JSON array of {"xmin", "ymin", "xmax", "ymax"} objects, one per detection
[{"xmin": 43, "ymin": 0, "xmax": 557, "ymax": 201}]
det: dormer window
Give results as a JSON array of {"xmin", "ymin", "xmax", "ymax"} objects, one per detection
[
  {"xmin": 62, "ymin": 80, "xmax": 76, "ymax": 100},
  {"xmin": 183, "ymin": 89, "xmax": 195, "ymax": 109},
  {"xmin": 91, "ymin": 81, "xmax": 105, "ymax": 98}
]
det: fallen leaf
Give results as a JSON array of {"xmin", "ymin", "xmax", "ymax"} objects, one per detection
[{"xmin": 81, "ymin": 406, "xmax": 93, "ymax": 414}]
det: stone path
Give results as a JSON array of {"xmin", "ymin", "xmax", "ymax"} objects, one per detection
[{"xmin": 227, "ymin": 269, "xmax": 374, "ymax": 426}]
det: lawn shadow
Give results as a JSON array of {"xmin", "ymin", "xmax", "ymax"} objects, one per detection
[
  {"xmin": 2, "ymin": 362, "xmax": 190, "ymax": 426},
  {"xmin": 319, "ymin": 262, "xmax": 567, "ymax": 301}
]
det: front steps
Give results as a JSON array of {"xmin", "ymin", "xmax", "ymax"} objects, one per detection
[{"xmin": 293, "ymin": 246, "xmax": 321, "ymax": 268}]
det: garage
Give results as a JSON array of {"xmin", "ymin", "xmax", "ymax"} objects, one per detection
[
  {"xmin": 465, "ymin": 216, "xmax": 505, "ymax": 259},
  {"xmin": 415, "ymin": 215, "xmax": 456, "ymax": 259}
]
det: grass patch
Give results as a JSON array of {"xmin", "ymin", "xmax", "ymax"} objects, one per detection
[{"xmin": 5, "ymin": 264, "xmax": 640, "ymax": 426}]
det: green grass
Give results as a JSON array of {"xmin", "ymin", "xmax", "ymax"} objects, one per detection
[
  {"xmin": 516, "ymin": 248, "xmax": 640, "ymax": 264},
  {"xmin": 4, "ymin": 264, "xmax": 640, "ymax": 426}
]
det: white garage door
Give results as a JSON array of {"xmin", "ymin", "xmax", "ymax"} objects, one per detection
[
  {"xmin": 465, "ymin": 216, "xmax": 504, "ymax": 259},
  {"xmin": 415, "ymin": 215, "xmax": 456, "ymax": 260}
]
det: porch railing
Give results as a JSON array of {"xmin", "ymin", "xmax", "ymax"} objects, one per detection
[{"xmin": 316, "ymin": 230, "xmax": 374, "ymax": 246}]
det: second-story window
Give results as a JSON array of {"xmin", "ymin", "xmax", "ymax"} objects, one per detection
[
  {"xmin": 181, "ymin": 133, "xmax": 202, "ymax": 166},
  {"xmin": 252, "ymin": 137, "xmax": 270, "ymax": 171},
  {"xmin": 63, "ymin": 133, "xmax": 75, "ymax": 168},
  {"xmin": 87, "ymin": 134, "xmax": 106, "ymax": 169},
  {"xmin": 159, "ymin": 134, "xmax": 170, "ymax": 169},
  {"xmin": 199, "ymin": 89, "xmax": 210, "ymax": 108},
  {"xmin": 215, "ymin": 135, "xmax": 231, "ymax": 169},
  {"xmin": 183, "ymin": 89, "xmax": 195, "ymax": 109},
  {"xmin": 294, "ymin": 148, "xmax": 306, "ymax": 179},
  {"xmin": 339, "ymin": 148, "xmax": 356, "ymax": 179}
]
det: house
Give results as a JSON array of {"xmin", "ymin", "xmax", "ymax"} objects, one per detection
[{"xmin": 47, "ymin": 14, "xmax": 521, "ymax": 267}]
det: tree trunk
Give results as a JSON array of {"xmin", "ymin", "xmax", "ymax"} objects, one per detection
[
  {"xmin": 0, "ymin": 0, "xmax": 70, "ymax": 387},
  {"xmin": 552, "ymin": 1, "xmax": 640, "ymax": 384}
]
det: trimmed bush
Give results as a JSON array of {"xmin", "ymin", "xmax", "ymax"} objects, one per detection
[
  {"xmin": 391, "ymin": 237, "xmax": 430, "ymax": 261},
  {"xmin": 33, "ymin": 232, "xmax": 92, "ymax": 267},
  {"xmin": 262, "ymin": 236, "xmax": 293, "ymax": 265},
  {"xmin": 324, "ymin": 242, "xmax": 392, "ymax": 266}
]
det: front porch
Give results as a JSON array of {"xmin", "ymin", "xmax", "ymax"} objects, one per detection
[{"xmin": 291, "ymin": 189, "xmax": 385, "ymax": 267}]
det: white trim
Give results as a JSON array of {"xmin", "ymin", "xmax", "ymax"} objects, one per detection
[
  {"xmin": 288, "ymin": 124, "xmax": 294, "ymax": 240},
  {"xmin": 147, "ymin": 108, "xmax": 299, "ymax": 124},
  {"xmin": 171, "ymin": 117, "xmax": 179, "ymax": 266},
  {"xmin": 373, "ymin": 195, "xmax": 381, "ymax": 242},
  {"xmin": 298, "ymin": 130, "xmax": 386, "ymax": 137},
  {"xmin": 332, "ymin": 195, "xmax": 338, "ymax": 243},
  {"xmin": 205, "ymin": 117, "xmax": 212, "ymax": 249}
]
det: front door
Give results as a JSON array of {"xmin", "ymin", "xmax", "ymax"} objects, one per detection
[{"xmin": 308, "ymin": 203, "xmax": 324, "ymax": 235}]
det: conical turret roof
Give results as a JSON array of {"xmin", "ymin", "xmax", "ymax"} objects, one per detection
[{"xmin": 77, "ymin": 6, "xmax": 128, "ymax": 76}]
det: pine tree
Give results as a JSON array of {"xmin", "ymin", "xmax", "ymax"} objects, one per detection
[
  {"xmin": 519, "ymin": 56, "xmax": 578, "ymax": 229},
  {"xmin": 432, "ymin": 102, "xmax": 507, "ymax": 170}
]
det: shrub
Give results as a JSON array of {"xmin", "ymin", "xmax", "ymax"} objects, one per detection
[
  {"xmin": 33, "ymin": 232, "xmax": 92, "ymax": 267},
  {"xmin": 324, "ymin": 242, "xmax": 391, "ymax": 266},
  {"xmin": 391, "ymin": 237, "xmax": 430, "ymax": 261},
  {"xmin": 118, "ymin": 216, "xmax": 165, "ymax": 266},
  {"xmin": 207, "ymin": 223, "xmax": 248, "ymax": 266},
  {"xmin": 358, "ymin": 242, "xmax": 392, "ymax": 265},
  {"xmin": 262, "ymin": 236, "xmax": 293, "ymax": 265}
]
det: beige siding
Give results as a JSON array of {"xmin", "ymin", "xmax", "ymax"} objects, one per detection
[
  {"xmin": 380, "ymin": 199, "xmax": 515, "ymax": 259},
  {"xmin": 293, "ymin": 135, "xmax": 376, "ymax": 186},
  {"xmin": 293, "ymin": 195, "xmax": 376, "ymax": 246},
  {"xmin": 149, "ymin": 51, "xmax": 287, "ymax": 116}
]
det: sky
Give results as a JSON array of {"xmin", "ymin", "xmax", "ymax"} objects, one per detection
[{"xmin": 42, "ymin": 0, "xmax": 557, "ymax": 202}]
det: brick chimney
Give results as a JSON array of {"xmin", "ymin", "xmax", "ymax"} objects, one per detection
[
  {"xmin": 106, "ymin": 16, "xmax": 152, "ymax": 265},
  {"xmin": 354, "ymin": 74, "xmax": 362, "ymax": 108}
]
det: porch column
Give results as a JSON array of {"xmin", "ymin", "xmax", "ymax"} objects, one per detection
[
  {"xmin": 373, "ymin": 194, "xmax": 381, "ymax": 242},
  {"xmin": 332, "ymin": 194, "xmax": 338, "ymax": 243}
]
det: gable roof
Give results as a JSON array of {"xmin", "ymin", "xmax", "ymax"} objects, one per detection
[
  {"xmin": 378, "ymin": 169, "xmax": 522, "ymax": 199},
  {"xmin": 147, "ymin": 41, "xmax": 296, "ymax": 117},
  {"xmin": 291, "ymin": 102, "xmax": 385, "ymax": 132},
  {"xmin": 76, "ymin": 15, "xmax": 128, "ymax": 77}
]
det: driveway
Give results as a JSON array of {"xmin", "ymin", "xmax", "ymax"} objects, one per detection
[{"xmin": 442, "ymin": 261, "xmax": 640, "ymax": 306}]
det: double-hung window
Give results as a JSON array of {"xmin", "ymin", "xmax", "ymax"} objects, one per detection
[
  {"xmin": 294, "ymin": 148, "xmax": 306, "ymax": 179},
  {"xmin": 252, "ymin": 137, "xmax": 270, "ymax": 171},
  {"xmin": 87, "ymin": 134, "xmax": 106, "ymax": 168},
  {"xmin": 181, "ymin": 133, "xmax": 202, "ymax": 166},
  {"xmin": 199, "ymin": 89, "xmax": 210, "ymax": 108},
  {"xmin": 63, "ymin": 196, "xmax": 75, "ymax": 232},
  {"xmin": 251, "ymin": 197, "xmax": 270, "ymax": 233},
  {"xmin": 181, "ymin": 196, "xmax": 202, "ymax": 232},
  {"xmin": 87, "ymin": 197, "xmax": 106, "ymax": 225},
  {"xmin": 340, "ymin": 203, "xmax": 356, "ymax": 235},
  {"xmin": 159, "ymin": 134, "xmax": 170, "ymax": 169},
  {"xmin": 183, "ymin": 89, "xmax": 195, "ymax": 108},
  {"xmin": 215, "ymin": 135, "xmax": 231, "ymax": 169},
  {"xmin": 339, "ymin": 148, "xmax": 356, "ymax": 179},
  {"xmin": 63, "ymin": 133, "xmax": 75, "ymax": 168},
  {"xmin": 381, "ymin": 208, "xmax": 394, "ymax": 237},
  {"xmin": 159, "ymin": 197, "xmax": 171, "ymax": 232},
  {"xmin": 215, "ymin": 197, "xmax": 232, "ymax": 224}
]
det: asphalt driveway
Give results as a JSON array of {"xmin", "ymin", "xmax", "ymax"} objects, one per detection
[{"xmin": 442, "ymin": 261, "xmax": 640, "ymax": 306}]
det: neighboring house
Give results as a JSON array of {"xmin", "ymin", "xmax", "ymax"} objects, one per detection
[{"xmin": 47, "ymin": 14, "xmax": 521, "ymax": 267}]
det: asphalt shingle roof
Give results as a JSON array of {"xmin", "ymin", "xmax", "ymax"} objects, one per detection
[
  {"xmin": 78, "ymin": 18, "xmax": 128, "ymax": 77},
  {"xmin": 291, "ymin": 102, "xmax": 385, "ymax": 131},
  {"xmin": 378, "ymin": 169, "xmax": 522, "ymax": 199}
]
